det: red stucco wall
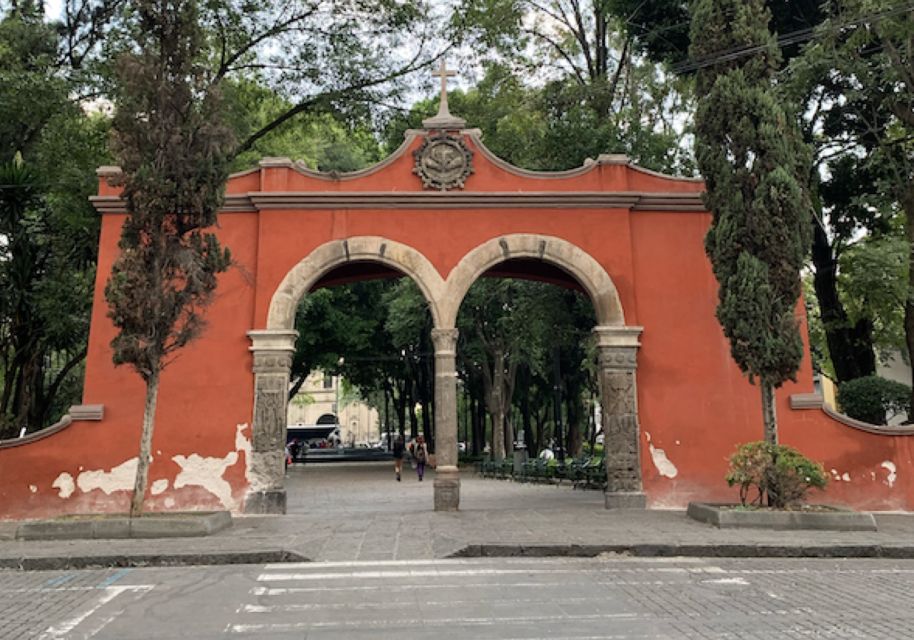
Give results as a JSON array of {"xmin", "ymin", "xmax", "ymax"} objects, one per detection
[{"xmin": 0, "ymin": 132, "xmax": 910, "ymax": 519}]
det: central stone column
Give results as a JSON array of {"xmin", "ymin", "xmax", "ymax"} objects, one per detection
[
  {"xmin": 594, "ymin": 326, "xmax": 646, "ymax": 509},
  {"xmin": 431, "ymin": 327, "xmax": 460, "ymax": 511},
  {"xmin": 245, "ymin": 329, "xmax": 297, "ymax": 514}
]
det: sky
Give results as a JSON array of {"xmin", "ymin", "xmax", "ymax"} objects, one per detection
[{"xmin": 45, "ymin": 0, "xmax": 62, "ymax": 20}]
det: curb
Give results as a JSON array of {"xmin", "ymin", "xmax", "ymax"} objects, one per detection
[
  {"xmin": 0, "ymin": 549, "xmax": 308, "ymax": 571},
  {"xmin": 449, "ymin": 544, "xmax": 914, "ymax": 559}
]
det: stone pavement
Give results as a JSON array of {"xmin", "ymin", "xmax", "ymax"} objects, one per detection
[{"xmin": 2, "ymin": 462, "xmax": 914, "ymax": 568}]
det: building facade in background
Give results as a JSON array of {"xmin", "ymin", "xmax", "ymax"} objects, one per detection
[{"xmin": 286, "ymin": 371, "xmax": 380, "ymax": 446}]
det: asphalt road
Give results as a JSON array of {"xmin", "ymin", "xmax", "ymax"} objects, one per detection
[{"xmin": 3, "ymin": 556, "xmax": 914, "ymax": 639}]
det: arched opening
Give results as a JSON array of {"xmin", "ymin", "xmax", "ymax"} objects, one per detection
[
  {"xmin": 446, "ymin": 235, "xmax": 644, "ymax": 510},
  {"xmin": 247, "ymin": 238, "xmax": 444, "ymax": 514}
]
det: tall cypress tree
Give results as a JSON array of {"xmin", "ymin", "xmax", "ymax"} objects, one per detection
[
  {"xmin": 106, "ymin": 0, "xmax": 233, "ymax": 516},
  {"xmin": 690, "ymin": 0, "xmax": 813, "ymax": 443}
]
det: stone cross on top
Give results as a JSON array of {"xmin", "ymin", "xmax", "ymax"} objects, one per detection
[{"xmin": 422, "ymin": 59, "xmax": 466, "ymax": 130}]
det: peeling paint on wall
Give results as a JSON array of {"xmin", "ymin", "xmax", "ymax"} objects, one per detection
[
  {"xmin": 52, "ymin": 473, "xmax": 75, "ymax": 499},
  {"xmin": 29, "ymin": 485, "xmax": 37, "ymax": 494},
  {"xmin": 150, "ymin": 479, "xmax": 169, "ymax": 495},
  {"xmin": 645, "ymin": 431, "xmax": 678, "ymax": 479},
  {"xmin": 76, "ymin": 458, "xmax": 138, "ymax": 495},
  {"xmin": 882, "ymin": 461, "xmax": 897, "ymax": 488},
  {"xmin": 235, "ymin": 423, "xmax": 252, "ymax": 480},
  {"xmin": 172, "ymin": 450, "xmax": 239, "ymax": 509}
]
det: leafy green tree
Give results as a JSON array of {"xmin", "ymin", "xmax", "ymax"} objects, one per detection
[
  {"xmin": 385, "ymin": 64, "xmax": 692, "ymax": 175},
  {"xmin": 797, "ymin": 0, "xmax": 914, "ymax": 415},
  {"xmin": 0, "ymin": 3, "xmax": 108, "ymax": 438},
  {"xmin": 105, "ymin": 0, "xmax": 233, "ymax": 516},
  {"xmin": 610, "ymin": 0, "xmax": 887, "ymax": 385},
  {"xmin": 224, "ymin": 80, "xmax": 382, "ymax": 172},
  {"xmin": 691, "ymin": 0, "xmax": 813, "ymax": 443},
  {"xmin": 606, "ymin": 0, "xmax": 824, "ymax": 65}
]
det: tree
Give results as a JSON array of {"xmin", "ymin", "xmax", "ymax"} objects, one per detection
[
  {"xmin": 691, "ymin": 0, "xmax": 813, "ymax": 443},
  {"xmin": 105, "ymin": 0, "xmax": 233, "ymax": 516},
  {"xmin": 606, "ymin": 0, "xmax": 824, "ymax": 65},
  {"xmin": 384, "ymin": 64, "xmax": 692, "ymax": 174},
  {"xmin": 610, "ymin": 1, "xmax": 889, "ymax": 386},
  {"xmin": 797, "ymin": 0, "xmax": 914, "ymax": 415},
  {"xmin": 0, "ymin": 3, "xmax": 108, "ymax": 438}
]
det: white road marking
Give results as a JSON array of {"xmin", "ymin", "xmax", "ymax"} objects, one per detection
[
  {"xmin": 38, "ymin": 585, "xmax": 152, "ymax": 639},
  {"xmin": 242, "ymin": 595, "xmax": 615, "ymax": 613},
  {"xmin": 257, "ymin": 565, "xmax": 730, "ymax": 581},
  {"xmin": 701, "ymin": 577, "xmax": 750, "ymax": 585},
  {"xmin": 249, "ymin": 579, "xmax": 683, "ymax": 595},
  {"xmin": 228, "ymin": 612, "xmax": 640, "ymax": 634},
  {"xmin": 264, "ymin": 556, "xmax": 709, "ymax": 570}
]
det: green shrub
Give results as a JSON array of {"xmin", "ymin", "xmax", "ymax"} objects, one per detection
[
  {"xmin": 725, "ymin": 442, "xmax": 828, "ymax": 508},
  {"xmin": 838, "ymin": 375, "xmax": 911, "ymax": 426}
]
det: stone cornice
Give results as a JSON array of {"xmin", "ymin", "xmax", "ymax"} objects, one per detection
[{"xmin": 91, "ymin": 191, "xmax": 706, "ymax": 214}]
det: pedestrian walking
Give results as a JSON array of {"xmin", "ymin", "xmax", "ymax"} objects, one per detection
[
  {"xmin": 392, "ymin": 434, "xmax": 405, "ymax": 481},
  {"xmin": 414, "ymin": 435, "xmax": 429, "ymax": 481}
]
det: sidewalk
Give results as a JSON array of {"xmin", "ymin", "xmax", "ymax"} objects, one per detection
[{"xmin": 2, "ymin": 462, "xmax": 914, "ymax": 569}]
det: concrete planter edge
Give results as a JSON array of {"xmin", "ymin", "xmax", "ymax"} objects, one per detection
[
  {"xmin": 15, "ymin": 511, "xmax": 233, "ymax": 541},
  {"xmin": 686, "ymin": 502, "xmax": 877, "ymax": 532}
]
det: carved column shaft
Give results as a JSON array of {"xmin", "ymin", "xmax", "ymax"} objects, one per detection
[
  {"xmin": 245, "ymin": 330, "xmax": 297, "ymax": 514},
  {"xmin": 595, "ymin": 326, "xmax": 646, "ymax": 509},
  {"xmin": 431, "ymin": 327, "xmax": 460, "ymax": 511}
]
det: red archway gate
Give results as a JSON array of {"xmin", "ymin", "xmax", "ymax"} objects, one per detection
[{"xmin": 2, "ymin": 123, "xmax": 913, "ymax": 519}]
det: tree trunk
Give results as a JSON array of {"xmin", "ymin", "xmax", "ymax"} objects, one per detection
[
  {"xmin": 520, "ymin": 367, "xmax": 534, "ymax": 452},
  {"xmin": 566, "ymin": 396, "xmax": 583, "ymax": 457},
  {"xmin": 472, "ymin": 396, "xmax": 484, "ymax": 456},
  {"xmin": 760, "ymin": 381, "xmax": 778, "ymax": 445},
  {"xmin": 407, "ymin": 383, "xmax": 419, "ymax": 440},
  {"xmin": 811, "ymin": 221, "xmax": 876, "ymax": 382},
  {"xmin": 395, "ymin": 381, "xmax": 407, "ymax": 437},
  {"xmin": 130, "ymin": 370, "xmax": 159, "ymax": 517},
  {"xmin": 904, "ymin": 190, "xmax": 914, "ymax": 422},
  {"xmin": 489, "ymin": 349, "xmax": 506, "ymax": 459}
]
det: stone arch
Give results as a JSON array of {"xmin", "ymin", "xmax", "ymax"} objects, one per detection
[
  {"xmin": 246, "ymin": 237, "xmax": 445, "ymax": 514},
  {"xmin": 440, "ymin": 233, "xmax": 644, "ymax": 509},
  {"xmin": 440, "ymin": 234, "xmax": 625, "ymax": 329},
  {"xmin": 266, "ymin": 236, "xmax": 446, "ymax": 330}
]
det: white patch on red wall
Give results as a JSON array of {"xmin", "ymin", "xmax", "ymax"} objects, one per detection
[
  {"xmin": 171, "ymin": 428, "xmax": 247, "ymax": 510},
  {"xmin": 76, "ymin": 458, "xmax": 138, "ymax": 495},
  {"xmin": 645, "ymin": 432, "xmax": 678, "ymax": 479},
  {"xmin": 52, "ymin": 473, "xmax": 75, "ymax": 498},
  {"xmin": 881, "ymin": 461, "xmax": 897, "ymax": 488},
  {"xmin": 150, "ymin": 479, "xmax": 169, "ymax": 495}
]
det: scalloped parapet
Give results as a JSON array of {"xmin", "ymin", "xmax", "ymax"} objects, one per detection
[{"xmin": 93, "ymin": 129, "xmax": 706, "ymax": 214}]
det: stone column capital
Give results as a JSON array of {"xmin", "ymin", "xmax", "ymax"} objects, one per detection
[
  {"xmin": 249, "ymin": 329, "xmax": 297, "ymax": 374},
  {"xmin": 248, "ymin": 329, "xmax": 298, "ymax": 352},
  {"xmin": 593, "ymin": 325, "xmax": 642, "ymax": 349},
  {"xmin": 431, "ymin": 327, "xmax": 459, "ymax": 354}
]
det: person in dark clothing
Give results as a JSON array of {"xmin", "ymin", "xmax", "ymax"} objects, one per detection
[
  {"xmin": 392, "ymin": 434, "xmax": 405, "ymax": 481},
  {"xmin": 413, "ymin": 435, "xmax": 429, "ymax": 481}
]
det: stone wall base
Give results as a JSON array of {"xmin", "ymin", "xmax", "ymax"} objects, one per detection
[
  {"xmin": 243, "ymin": 490, "xmax": 287, "ymax": 514},
  {"xmin": 605, "ymin": 491, "xmax": 647, "ymax": 509}
]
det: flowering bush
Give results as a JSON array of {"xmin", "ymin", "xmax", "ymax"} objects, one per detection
[{"xmin": 726, "ymin": 442, "xmax": 828, "ymax": 508}]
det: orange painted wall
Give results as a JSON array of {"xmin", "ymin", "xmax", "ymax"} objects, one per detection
[{"xmin": 0, "ymin": 132, "xmax": 910, "ymax": 519}]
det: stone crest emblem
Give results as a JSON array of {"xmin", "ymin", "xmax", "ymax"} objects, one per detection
[{"xmin": 413, "ymin": 134, "xmax": 474, "ymax": 191}]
